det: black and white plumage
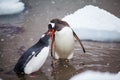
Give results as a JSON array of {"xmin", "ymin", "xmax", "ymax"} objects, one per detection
[
  {"xmin": 14, "ymin": 32, "xmax": 50, "ymax": 74},
  {"xmin": 48, "ymin": 19, "xmax": 85, "ymax": 59}
]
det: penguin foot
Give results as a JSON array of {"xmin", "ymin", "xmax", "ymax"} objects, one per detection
[{"xmin": 51, "ymin": 59, "xmax": 58, "ymax": 69}]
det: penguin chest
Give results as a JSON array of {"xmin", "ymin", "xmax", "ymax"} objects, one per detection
[
  {"xmin": 24, "ymin": 46, "xmax": 49, "ymax": 74},
  {"xmin": 54, "ymin": 27, "xmax": 74, "ymax": 58}
]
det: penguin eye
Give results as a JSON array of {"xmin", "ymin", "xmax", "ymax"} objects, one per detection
[
  {"xmin": 48, "ymin": 24, "xmax": 52, "ymax": 29},
  {"xmin": 49, "ymin": 22, "xmax": 55, "ymax": 28}
]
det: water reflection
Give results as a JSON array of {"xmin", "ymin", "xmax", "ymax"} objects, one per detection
[
  {"xmin": 0, "ymin": 70, "xmax": 49, "ymax": 80},
  {"xmin": 0, "ymin": 24, "xmax": 25, "ymax": 36},
  {"xmin": 16, "ymin": 71, "xmax": 49, "ymax": 80},
  {"xmin": 51, "ymin": 59, "xmax": 83, "ymax": 80},
  {"xmin": 16, "ymin": 74, "xmax": 26, "ymax": 80}
]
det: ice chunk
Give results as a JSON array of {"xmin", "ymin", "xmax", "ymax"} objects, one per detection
[
  {"xmin": 63, "ymin": 5, "xmax": 120, "ymax": 42},
  {"xmin": 0, "ymin": 0, "xmax": 25, "ymax": 15},
  {"xmin": 70, "ymin": 70, "xmax": 120, "ymax": 80}
]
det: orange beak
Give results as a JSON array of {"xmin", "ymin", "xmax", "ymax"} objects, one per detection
[
  {"xmin": 45, "ymin": 28, "xmax": 55, "ymax": 40},
  {"xmin": 50, "ymin": 29, "xmax": 55, "ymax": 40}
]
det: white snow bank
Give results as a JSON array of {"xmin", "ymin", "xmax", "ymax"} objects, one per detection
[
  {"xmin": 0, "ymin": 0, "xmax": 19, "ymax": 3},
  {"xmin": 62, "ymin": 5, "xmax": 120, "ymax": 42},
  {"xmin": 0, "ymin": 0, "xmax": 25, "ymax": 15},
  {"xmin": 70, "ymin": 70, "xmax": 120, "ymax": 80}
]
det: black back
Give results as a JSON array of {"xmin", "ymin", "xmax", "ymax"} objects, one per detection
[{"xmin": 14, "ymin": 34, "xmax": 50, "ymax": 74}]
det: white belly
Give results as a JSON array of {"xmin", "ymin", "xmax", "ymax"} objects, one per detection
[
  {"xmin": 54, "ymin": 27, "xmax": 74, "ymax": 59},
  {"xmin": 24, "ymin": 46, "xmax": 49, "ymax": 74}
]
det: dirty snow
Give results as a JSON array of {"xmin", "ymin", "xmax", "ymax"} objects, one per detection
[{"xmin": 70, "ymin": 70, "xmax": 120, "ymax": 80}]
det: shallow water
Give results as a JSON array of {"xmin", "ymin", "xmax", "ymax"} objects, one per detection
[
  {"xmin": 0, "ymin": 0, "xmax": 120, "ymax": 80},
  {"xmin": 0, "ymin": 39, "xmax": 120, "ymax": 80}
]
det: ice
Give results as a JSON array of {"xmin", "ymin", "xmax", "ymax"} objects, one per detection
[
  {"xmin": 70, "ymin": 70, "xmax": 120, "ymax": 80},
  {"xmin": 0, "ymin": 0, "xmax": 25, "ymax": 15},
  {"xmin": 0, "ymin": 0, "xmax": 19, "ymax": 3},
  {"xmin": 62, "ymin": 5, "xmax": 120, "ymax": 42}
]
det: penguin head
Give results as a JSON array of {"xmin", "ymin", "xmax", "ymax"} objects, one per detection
[
  {"xmin": 48, "ymin": 18, "xmax": 69, "ymax": 31},
  {"xmin": 48, "ymin": 18, "xmax": 70, "ymax": 39},
  {"xmin": 39, "ymin": 30, "xmax": 52, "ymax": 44}
]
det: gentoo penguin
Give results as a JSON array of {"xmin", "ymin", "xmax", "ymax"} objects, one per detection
[
  {"xmin": 48, "ymin": 19, "xmax": 85, "ymax": 59},
  {"xmin": 14, "ymin": 31, "xmax": 51, "ymax": 75}
]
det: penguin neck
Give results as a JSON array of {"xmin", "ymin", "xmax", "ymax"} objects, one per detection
[{"xmin": 38, "ymin": 35, "xmax": 50, "ymax": 45}]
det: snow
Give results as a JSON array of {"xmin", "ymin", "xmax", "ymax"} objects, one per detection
[
  {"xmin": 0, "ymin": 0, "xmax": 25, "ymax": 15},
  {"xmin": 62, "ymin": 5, "xmax": 120, "ymax": 42},
  {"xmin": 70, "ymin": 70, "xmax": 120, "ymax": 80},
  {"xmin": 0, "ymin": 0, "xmax": 19, "ymax": 3}
]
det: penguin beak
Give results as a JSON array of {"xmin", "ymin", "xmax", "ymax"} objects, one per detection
[
  {"xmin": 45, "ymin": 29, "xmax": 55, "ymax": 39},
  {"xmin": 49, "ymin": 29, "xmax": 55, "ymax": 40},
  {"xmin": 48, "ymin": 23, "xmax": 55, "ymax": 39}
]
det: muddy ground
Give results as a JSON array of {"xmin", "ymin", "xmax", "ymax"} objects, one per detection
[{"xmin": 0, "ymin": 0, "xmax": 120, "ymax": 80}]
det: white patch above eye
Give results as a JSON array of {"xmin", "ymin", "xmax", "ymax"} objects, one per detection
[
  {"xmin": 41, "ymin": 34, "xmax": 45, "ymax": 38},
  {"xmin": 49, "ymin": 22, "xmax": 55, "ymax": 28}
]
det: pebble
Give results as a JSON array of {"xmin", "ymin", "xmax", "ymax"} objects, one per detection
[
  {"xmin": 51, "ymin": 1, "xmax": 55, "ymax": 4},
  {"xmin": 47, "ymin": 69, "xmax": 51, "ymax": 72},
  {"xmin": 107, "ymin": 63, "xmax": 110, "ymax": 66},
  {"xmin": 30, "ymin": 38, "xmax": 33, "ymax": 41},
  {"xmin": 1, "ymin": 39, "xmax": 4, "ymax": 42}
]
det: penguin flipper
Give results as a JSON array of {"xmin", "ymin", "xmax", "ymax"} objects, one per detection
[
  {"xmin": 34, "ymin": 48, "xmax": 42, "ymax": 57},
  {"xmin": 73, "ymin": 31, "xmax": 86, "ymax": 53},
  {"xmin": 24, "ymin": 48, "xmax": 42, "ymax": 65},
  {"xmin": 22, "ymin": 54, "xmax": 34, "ymax": 68}
]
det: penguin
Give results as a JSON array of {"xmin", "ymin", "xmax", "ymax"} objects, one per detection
[
  {"xmin": 48, "ymin": 19, "xmax": 85, "ymax": 59},
  {"xmin": 14, "ymin": 31, "xmax": 51, "ymax": 75}
]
